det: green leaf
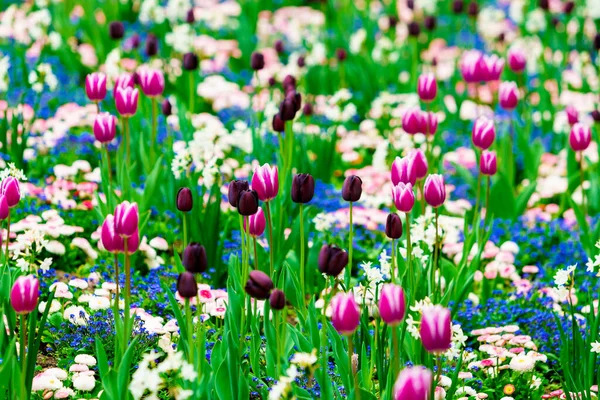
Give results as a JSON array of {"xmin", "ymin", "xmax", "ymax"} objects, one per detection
[{"xmin": 488, "ymin": 173, "xmax": 516, "ymax": 219}]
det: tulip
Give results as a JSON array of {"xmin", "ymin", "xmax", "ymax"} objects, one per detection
[
  {"xmin": 379, "ymin": 284, "xmax": 406, "ymax": 325},
  {"xmin": 341, "ymin": 175, "xmax": 362, "ymax": 202},
  {"xmin": 269, "ymin": 289, "xmax": 286, "ymax": 310},
  {"xmin": 482, "ymin": 54, "xmax": 504, "ymax": 81},
  {"xmin": 274, "ymin": 40, "xmax": 284, "ymax": 54},
  {"xmin": 124, "ymin": 229, "xmax": 140, "ymax": 254},
  {"xmin": 420, "ymin": 305, "xmax": 452, "ymax": 353},
  {"xmin": 115, "ymin": 87, "xmax": 139, "ymax": 117},
  {"xmin": 85, "ymin": 73, "xmax": 107, "ymax": 102},
  {"xmin": 183, "ymin": 243, "xmax": 208, "ymax": 274},
  {"xmin": 177, "ymin": 188, "xmax": 193, "ymax": 212},
  {"xmin": 252, "ymin": 164, "xmax": 279, "ymax": 201},
  {"xmin": 93, "ymin": 113, "xmax": 117, "ymax": 143},
  {"xmin": 409, "ymin": 149, "xmax": 428, "ymax": 180},
  {"xmin": 402, "ymin": 108, "xmax": 423, "ymax": 134},
  {"xmin": 507, "ymin": 48, "xmax": 526, "ymax": 73},
  {"xmin": 480, "ymin": 151, "xmax": 497, "ymax": 176},
  {"xmin": 114, "ymin": 201, "xmax": 139, "ymax": 238},
  {"xmin": 228, "ymin": 180, "xmax": 250, "ymax": 208},
  {"xmin": 101, "ymin": 215, "xmax": 123, "ymax": 253},
  {"xmin": 303, "ymin": 103, "xmax": 313, "ymax": 116},
  {"xmin": 145, "ymin": 33, "xmax": 158, "ymax": 57},
  {"xmin": 570, "ymin": 123, "xmax": 592, "ymax": 151},
  {"xmin": 424, "ymin": 174, "xmax": 446, "ymax": 208},
  {"xmin": 1, "ymin": 177, "xmax": 20, "ymax": 208},
  {"xmin": 0, "ymin": 194, "xmax": 8, "ymax": 220},
  {"xmin": 162, "ymin": 99, "xmax": 172, "ymax": 116},
  {"xmin": 282, "ymin": 75, "xmax": 296, "ymax": 92},
  {"xmin": 498, "ymin": 81, "xmax": 519, "ymax": 110},
  {"xmin": 318, "ymin": 244, "xmax": 349, "ymax": 277},
  {"xmin": 330, "ymin": 292, "xmax": 360, "ymax": 335},
  {"xmin": 113, "ymin": 74, "xmax": 134, "ymax": 96},
  {"xmin": 460, "ymin": 50, "xmax": 484, "ymax": 83},
  {"xmin": 279, "ymin": 92, "xmax": 300, "ymax": 121},
  {"xmin": 177, "ymin": 272, "xmax": 198, "ymax": 298},
  {"xmin": 237, "ymin": 189, "xmax": 259, "ymax": 216},
  {"xmin": 10, "ymin": 275, "xmax": 39, "ymax": 315},
  {"xmin": 385, "ymin": 213, "xmax": 403, "ymax": 239},
  {"xmin": 407, "ymin": 21, "xmax": 420, "ymax": 36},
  {"xmin": 291, "ymin": 173, "xmax": 315, "ymax": 203},
  {"xmin": 417, "ymin": 73, "xmax": 437, "ymax": 102},
  {"xmin": 420, "ymin": 111, "xmax": 438, "ymax": 136},
  {"xmin": 336, "ymin": 48, "xmax": 348, "ymax": 61},
  {"xmin": 391, "ymin": 183, "xmax": 415, "ymax": 213},
  {"xmin": 244, "ymin": 207, "xmax": 266, "ymax": 237},
  {"xmin": 245, "ymin": 270, "xmax": 274, "ymax": 300},
  {"xmin": 251, "ymin": 52, "xmax": 265, "ymax": 71},
  {"xmin": 138, "ymin": 68, "xmax": 165, "ymax": 98},
  {"xmin": 109, "ymin": 21, "xmax": 124, "ymax": 40},
  {"xmin": 393, "ymin": 367, "xmax": 432, "ymax": 400},
  {"xmin": 391, "ymin": 156, "xmax": 417, "ymax": 186},
  {"xmin": 272, "ymin": 114, "xmax": 285, "ymax": 132},
  {"xmin": 182, "ymin": 52, "xmax": 199, "ymax": 71},
  {"xmin": 566, "ymin": 105, "xmax": 579, "ymax": 126},
  {"xmin": 472, "ymin": 116, "xmax": 495, "ymax": 150}
]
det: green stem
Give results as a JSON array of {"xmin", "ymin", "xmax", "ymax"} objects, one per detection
[
  {"xmin": 189, "ymin": 72, "xmax": 195, "ymax": 114},
  {"xmin": 151, "ymin": 97, "xmax": 157, "ymax": 163},
  {"xmin": 5, "ymin": 212, "xmax": 10, "ymax": 268},
  {"xmin": 20, "ymin": 314, "xmax": 26, "ymax": 399},
  {"xmin": 392, "ymin": 326, "xmax": 399, "ymax": 382},
  {"xmin": 391, "ymin": 238, "xmax": 396, "ymax": 284},
  {"xmin": 346, "ymin": 202, "xmax": 354, "ymax": 288},
  {"xmin": 196, "ymin": 300, "xmax": 203, "ymax": 379},
  {"xmin": 253, "ymin": 236, "xmax": 258, "ymax": 270},
  {"xmin": 125, "ymin": 117, "xmax": 131, "ymax": 166},
  {"xmin": 349, "ymin": 333, "xmax": 360, "ymax": 400},
  {"xmin": 265, "ymin": 201, "xmax": 275, "ymax": 276},
  {"xmin": 471, "ymin": 152, "xmax": 482, "ymax": 235},
  {"xmin": 580, "ymin": 150, "xmax": 586, "ymax": 216},
  {"xmin": 433, "ymin": 208, "xmax": 440, "ymax": 301},
  {"xmin": 124, "ymin": 238, "xmax": 131, "ymax": 350},
  {"xmin": 185, "ymin": 298, "xmax": 193, "ymax": 363},
  {"xmin": 405, "ymin": 213, "xmax": 414, "ymax": 296},
  {"xmin": 300, "ymin": 204, "xmax": 305, "ymax": 298},
  {"xmin": 182, "ymin": 213, "xmax": 188, "ymax": 249},
  {"xmin": 104, "ymin": 145, "xmax": 113, "ymax": 209},
  {"xmin": 320, "ymin": 279, "xmax": 330, "ymax": 383}
]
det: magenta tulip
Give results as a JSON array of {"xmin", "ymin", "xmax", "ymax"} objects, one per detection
[
  {"xmin": 417, "ymin": 73, "xmax": 437, "ymax": 102},
  {"xmin": 113, "ymin": 74, "xmax": 135, "ymax": 96},
  {"xmin": 402, "ymin": 108, "xmax": 423, "ymax": 135},
  {"xmin": 379, "ymin": 284, "xmax": 406, "ymax": 326},
  {"xmin": 498, "ymin": 81, "xmax": 519, "ymax": 110},
  {"xmin": 419, "ymin": 305, "xmax": 452, "ymax": 353},
  {"xmin": 138, "ymin": 67, "xmax": 165, "ymax": 98},
  {"xmin": 251, "ymin": 163, "xmax": 279, "ymax": 201},
  {"xmin": 566, "ymin": 105, "xmax": 579, "ymax": 126},
  {"xmin": 0, "ymin": 194, "xmax": 8, "ymax": 220},
  {"xmin": 114, "ymin": 201, "xmax": 139, "ymax": 238},
  {"xmin": 1, "ymin": 177, "xmax": 20, "ymax": 208},
  {"xmin": 101, "ymin": 214, "xmax": 123, "ymax": 253},
  {"xmin": 391, "ymin": 183, "xmax": 415, "ymax": 213},
  {"xmin": 420, "ymin": 111, "xmax": 438, "ymax": 136},
  {"xmin": 460, "ymin": 50, "xmax": 484, "ymax": 83},
  {"xmin": 423, "ymin": 174, "xmax": 446, "ymax": 208},
  {"xmin": 507, "ymin": 48, "xmax": 526, "ymax": 73},
  {"xmin": 85, "ymin": 72, "xmax": 107, "ymax": 102},
  {"xmin": 409, "ymin": 149, "xmax": 428, "ymax": 180},
  {"xmin": 482, "ymin": 54, "xmax": 504, "ymax": 81},
  {"xmin": 480, "ymin": 151, "xmax": 497, "ymax": 176},
  {"xmin": 472, "ymin": 116, "xmax": 495, "ymax": 150},
  {"xmin": 93, "ymin": 113, "xmax": 117, "ymax": 143},
  {"xmin": 569, "ymin": 123, "xmax": 592, "ymax": 151},
  {"xmin": 115, "ymin": 87, "xmax": 139, "ymax": 117},
  {"xmin": 391, "ymin": 156, "xmax": 417, "ymax": 186},
  {"xmin": 244, "ymin": 207, "xmax": 266, "ymax": 237},
  {"xmin": 330, "ymin": 292, "xmax": 360, "ymax": 335},
  {"xmin": 10, "ymin": 275, "xmax": 39, "ymax": 315},
  {"xmin": 393, "ymin": 367, "xmax": 432, "ymax": 400}
]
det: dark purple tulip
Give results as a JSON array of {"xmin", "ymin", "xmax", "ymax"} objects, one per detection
[
  {"xmin": 162, "ymin": 99, "xmax": 172, "ymax": 116},
  {"xmin": 408, "ymin": 21, "xmax": 420, "ymax": 36},
  {"xmin": 272, "ymin": 114, "xmax": 285, "ymax": 132},
  {"xmin": 592, "ymin": 110, "xmax": 600, "ymax": 122},
  {"xmin": 424, "ymin": 16, "xmax": 436, "ymax": 31},
  {"xmin": 251, "ymin": 52, "xmax": 265, "ymax": 71},
  {"xmin": 564, "ymin": 1, "xmax": 574, "ymax": 13},
  {"xmin": 291, "ymin": 173, "xmax": 315, "ymax": 203},
  {"xmin": 336, "ymin": 48, "xmax": 347, "ymax": 62},
  {"xmin": 245, "ymin": 270, "xmax": 274, "ymax": 300},
  {"xmin": 183, "ymin": 52, "xmax": 199, "ymax": 70},
  {"xmin": 177, "ymin": 272, "xmax": 198, "ymax": 298},
  {"xmin": 279, "ymin": 98, "xmax": 297, "ymax": 121},
  {"xmin": 269, "ymin": 289, "xmax": 286, "ymax": 310},
  {"xmin": 282, "ymin": 75, "xmax": 296, "ymax": 92},
  {"xmin": 318, "ymin": 244, "xmax": 349, "ymax": 277},
  {"xmin": 183, "ymin": 243, "xmax": 207, "ymax": 274},
  {"xmin": 274, "ymin": 40, "xmax": 284, "ymax": 54},
  {"xmin": 342, "ymin": 175, "xmax": 362, "ymax": 202},
  {"xmin": 146, "ymin": 34, "xmax": 158, "ymax": 57},
  {"xmin": 452, "ymin": 0, "xmax": 464, "ymax": 13},
  {"xmin": 227, "ymin": 180, "xmax": 249, "ymax": 208},
  {"xmin": 177, "ymin": 187, "xmax": 193, "ymax": 212},
  {"xmin": 467, "ymin": 2, "xmax": 478, "ymax": 17},
  {"xmin": 297, "ymin": 56, "xmax": 306, "ymax": 68},
  {"xmin": 109, "ymin": 21, "xmax": 124, "ymax": 40},
  {"xmin": 186, "ymin": 9, "xmax": 195, "ymax": 23},
  {"xmin": 237, "ymin": 189, "xmax": 259, "ymax": 216},
  {"xmin": 385, "ymin": 213, "xmax": 403, "ymax": 239},
  {"xmin": 303, "ymin": 103, "xmax": 313, "ymax": 116},
  {"xmin": 268, "ymin": 77, "xmax": 277, "ymax": 87}
]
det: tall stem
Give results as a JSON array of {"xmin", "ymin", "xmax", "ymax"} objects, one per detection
[
  {"xmin": 114, "ymin": 253, "xmax": 120, "ymax": 307},
  {"xmin": 433, "ymin": 208, "xmax": 440, "ymax": 300},
  {"xmin": 349, "ymin": 333, "xmax": 360, "ymax": 400},
  {"xmin": 104, "ymin": 145, "xmax": 113, "ymax": 209},
  {"xmin": 151, "ymin": 97, "xmax": 157, "ymax": 163},
  {"xmin": 124, "ymin": 238, "xmax": 131, "ymax": 347},
  {"xmin": 20, "ymin": 314, "xmax": 26, "ymax": 399},
  {"xmin": 346, "ymin": 202, "xmax": 354, "ymax": 287},
  {"xmin": 182, "ymin": 213, "xmax": 188, "ymax": 249},
  {"xmin": 299, "ymin": 204, "xmax": 305, "ymax": 298},
  {"xmin": 320, "ymin": 279, "xmax": 330, "ymax": 384},
  {"xmin": 125, "ymin": 117, "xmax": 131, "ymax": 165},
  {"xmin": 391, "ymin": 238, "xmax": 396, "ymax": 284},
  {"xmin": 253, "ymin": 237, "xmax": 258, "ymax": 271},
  {"xmin": 471, "ymin": 153, "xmax": 482, "ymax": 237},
  {"xmin": 4, "ymin": 212, "xmax": 10, "ymax": 268},
  {"xmin": 265, "ymin": 201, "xmax": 275, "ymax": 276},
  {"xmin": 580, "ymin": 150, "xmax": 586, "ymax": 216},
  {"xmin": 185, "ymin": 298, "xmax": 193, "ymax": 363},
  {"xmin": 189, "ymin": 72, "xmax": 195, "ymax": 114},
  {"xmin": 392, "ymin": 325, "xmax": 399, "ymax": 380},
  {"xmin": 405, "ymin": 213, "xmax": 414, "ymax": 295}
]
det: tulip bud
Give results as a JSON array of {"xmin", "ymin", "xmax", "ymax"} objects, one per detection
[
  {"xmin": 228, "ymin": 180, "xmax": 250, "ymax": 208},
  {"xmin": 138, "ymin": 67, "xmax": 165, "ymax": 98},
  {"xmin": 460, "ymin": 50, "xmax": 484, "ymax": 83},
  {"xmin": 162, "ymin": 99, "xmax": 172, "ymax": 116},
  {"xmin": 423, "ymin": 174, "xmax": 446, "ymax": 208},
  {"xmin": 177, "ymin": 187, "xmax": 193, "ymax": 212},
  {"xmin": 417, "ymin": 73, "xmax": 437, "ymax": 102},
  {"xmin": 318, "ymin": 244, "xmax": 349, "ymax": 277},
  {"xmin": 237, "ymin": 189, "xmax": 259, "ymax": 216},
  {"xmin": 274, "ymin": 40, "xmax": 284, "ymax": 54},
  {"xmin": 409, "ymin": 149, "xmax": 428, "ymax": 180},
  {"xmin": 569, "ymin": 123, "xmax": 592, "ymax": 151},
  {"xmin": 114, "ymin": 201, "xmax": 139, "ymax": 238},
  {"xmin": 1, "ymin": 177, "xmax": 20, "ymax": 208},
  {"xmin": 85, "ymin": 73, "xmax": 107, "ymax": 102},
  {"xmin": 109, "ymin": 21, "xmax": 124, "ymax": 40},
  {"xmin": 113, "ymin": 74, "xmax": 134, "ymax": 97},
  {"xmin": 452, "ymin": 0, "xmax": 464, "ymax": 13},
  {"xmin": 342, "ymin": 175, "xmax": 362, "ymax": 202},
  {"xmin": 251, "ymin": 52, "xmax": 265, "ymax": 71},
  {"xmin": 0, "ymin": 194, "xmax": 8, "ymax": 220},
  {"xmin": 420, "ymin": 305, "xmax": 452, "ymax": 353},
  {"xmin": 480, "ymin": 151, "xmax": 497, "ymax": 176},
  {"xmin": 183, "ymin": 243, "xmax": 208, "ymax": 274},
  {"xmin": 498, "ymin": 81, "xmax": 519, "ymax": 111},
  {"xmin": 402, "ymin": 108, "xmax": 423, "ymax": 135},
  {"xmin": 244, "ymin": 207, "xmax": 266, "ymax": 237},
  {"xmin": 303, "ymin": 103, "xmax": 313, "ymax": 116},
  {"xmin": 595, "ymin": 34, "xmax": 600, "ymax": 51},
  {"xmin": 391, "ymin": 156, "xmax": 417, "ymax": 186},
  {"xmin": 115, "ymin": 87, "xmax": 139, "ymax": 117},
  {"xmin": 336, "ymin": 48, "xmax": 347, "ymax": 62},
  {"xmin": 183, "ymin": 52, "xmax": 199, "ymax": 70},
  {"xmin": 424, "ymin": 16, "xmax": 436, "ymax": 31},
  {"xmin": 467, "ymin": 1, "xmax": 479, "ymax": 17},
  {"xmin": 385, "ymin": 213, "xmax": 403, "ymax": 239},
  {"xmin": 472, "ymin": 116, "xmax": 495, "ymax": 150},
  {"xmin": 10, "ymin": 275, "xmax": 39, "ymax": 315},
  {"xmin": 291, "ymin": 173, "xmax": 315, "ymax": 203},
  {"xmin": 177, "ymin": 272, "xmax": 198, "ymax": 298},
  {"xmin": 186, "ymin": 9, "xmax": 195, "ymax": 23},
  {"xmin": 297, "ymin": 56, "xmax": 306, "ymax": 68},
  {"xmin": 507, "ymin": 48, "xmax": 526, "ymax": 73},
  {"xmin": 279, "ymin": 98, "xmax": 297, "ymax": 121},
  {"xmin": 272, "ymin": 114, "xmax": 285, "ymax": 132},
  {"xmin": 93, "ymin": 113, "xmax": 117, "ymax": 143},
  {"xmin": 482, "ymin": 54, "xmax": 504, "ymax": 82},
  {"xmin": 379, "ymin": 283, "xmax": 406, "ymax": 325},
  {"xmin": 566, "ymin": 105, "xmax": 579, "ymax": 126},
  {"xmin": 330, "ymin": 292, "xmax": 360, "ymax": 335},
  {"xmin": 145, "ymin": 34, "xmax": 158, "ymax": 57},
  {"xmin": 420, "ymin": 111, "xmax": 438, "ymax": 136},
  {"xmin": 407, "ymin": 21, "xmax": 420, "ymax": 37},
  {"xmin": 391, "ymin": 183, "xmax": 415, "ymax": 213},
  {"xmin": 269, "ymin": 289, "xmax": 286, "ymax": 310},
  {"xmin": 245, "ymin": 270, "xmax": 274, "ymax": 299},
  {"xmin": 252, "ymin": 164, "xmax": 279, "ymax": 201},
  {"xmin": 101, "ymin": 214, "xmax": 123, "ymax": 253},
  {"xmin": 564, "ymin": 0, "xmax": 575, "ymax": 13},
  {"xmin": 282, "ymin": 75, "xmax": 296, "ymax": 92},
  {"xmin": 393, "ymin": 367, "xmax": 432, "ymax": 400}
]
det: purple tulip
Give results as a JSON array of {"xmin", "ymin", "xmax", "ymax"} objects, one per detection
[
  {"xmin": 251, "ymin": 164, "xmax": 279, "ymax": 201},
  {"xmin": 245, "ymin": 270, "xmax": 274, "ymax": 299},
  {"xmin": 498, "ymin": 81, "xmax": 519, "ymax": 110},
  {"xmin": 10, "ymin": 275, "xmax": 39, "ymax": 315},
  {"xmin": 566, "ymin": 105, "xmax": 579, "ymax": 126},
  {"xmin": 393, "ymin": 367, "xmax": 432, "ymax": 400},
  {"xmin": 460, "ymin": 50, "xmax": 485, "ymax": 83},
  {"xmin": 138, "ymin": 67, "xmax": 165, "ymax": 98},
  {"xmin": 101, "ymin": 214, "xmax": 124, "ymax": 253},
  {"xmin": 420, "ymin": 111, "xmax": 438, "ymax": 136},
  {"xmin": 318, "ymin": 244, "xmax": 349, "ymax": 277},
  {"xmin": 480, "ymin": 151, "xmax": 497, "ymax": 176},
  {"xmin": 417, "ymin": 73, "xmax": 437, "ymax": 102},
  {"xmin": 391, "ymin": 156, "xmax": 417, "ymax": 186},
  {"xmin": 114, "ymin": 201, "xmax": 139, "ymax": 238},
  {"xmin": 409, "ymin": 149, "xmax": 428, "ymax": 180},
  {"xmin": 176, "ymin": 187, "xmax": 193, "ymax": 212},
  {"xmin": 402, "ymin": 108, "xmax": 423, "ymax": 135},
  {"xmin": 1, "ymin": 177, "xmax": 20, "ymax": 208},
  {"xmin": 115, "ymin": 87, "xmax": 139, "ymax": 117},
  {"xmin": 391, "ymin": 182, "xmax": 415, "ymax": 213},
  {"xmin": 177, "ymin": 272, "xmax": 198, "ymax": 298},
  {"xmin": 0, "ymin": 194, "xmax": 7, "ymax": 220},
  {"xmin": 472, "ymin": 116, "xmax": 495, "ymax": 150},
  {"xmin": 385, "ymin": 213, "xmax": 403, "ymax": 239},
  {"xmin": 124, "ymin": 229, "xmax": 140, "ymax": 254},
  {"xmin": 423, "ymin": 174, "xmax": 446, "ymax": 208},
  {"xmin": 419, "ymin": 305, "xmax": 452, "ymax": 353},
  {"xmin": 379, "ymin": 283, "xmax": 406, "ymax": 326},
  {"xmin": 330, "ymin": 292, "xmax": 360, "ymax": 336},
  {"xmin": 85, "ymin": 73, "xmax": 107, "ymax": 102},
  {"xmin": 507, "ymin": 48, "xmax": 526, "ymax": 73},
  {"xmin": 244, "ymin": 207, "xmax": 266, "ymax": 237},
  {"xmin": 183, "ymin": 243, "xmax": 207, "ymax": 274},
  {"xmin": 113, "ymin": 74, "xmax": 135, "ymax": 96},
  {"xmin": 569, "ymin": 123, "xmax": 592, "ymax": 151},
  {"xmin": 342, "ymin": 175, "xmax": 362, "ymax": 202},
  {"xmin": 481, "ymin": 54, "xmax": 504, "ymax": 81},
  {"xmin": 93, "ymin": 113, "xmax": 117, "ymax": 143}
]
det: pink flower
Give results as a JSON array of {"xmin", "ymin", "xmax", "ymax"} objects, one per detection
[
  {"xmin": 10, "ymin": 275, "xmax": 39, "ymax": 315},
  {"xmin": 114, "ymin": 201, "xmax": 139, "ymax": 238},
  {"xmin": 85, "ymin": 73, "xmax": 107, "ymax": 102},
  {"xmin": 113, "ymin": 74, "xmax": 135, "ymax": 96},
  {"xmin": 115, "ymin": 87, "xmax": 139, "ymax": 117},
  {"xmin": 480, "ymin": 151, "xmax": 497, "ymax": 176},
  {"xmin": 569, "ymin": 122, "xmax": 591, "ymax": 151},
  {"xmin": 244, "ymin": 207, "xmax": 266, "ymax": 237},
  {"xmin": 409, "ymin": 149, "xmax": 428, "ymax": 180},
  {"xmin": 402, "ymin": 108, "xmax": 424, "ymax": 134},
  {"xmin": 417, "ymin": 73, "xmax": 437, "ymax": 102},
  {"xmin": 0, "ymin": 194, "xmax": 7, "ymax": 220},
  {"xmin": 1, "ymin": 177, "xmax": 21, "ymax": 208},
  {"xmin": 460, "ymin": 50, "xmax": 485, "ymax": 83},
  {"xmin": 499, "ymin": 81, "xmax": 519, "ymax": 110},
  {"xmin": 565, "ymin": 105, "xmax": 578, "ymax": 126},
  {"xmin": 391, "ymin": 183, "xmax": 415, "ymax": 213},
  {"xmin": 378, "ymin": 284, "xmax": 406, "ymax": 326},
  {"xmin": 393, "ymin": 367, "xmax": 432, "ymax": 400},
  {"xmin": 391, "ymin": 156, "xmax": 417, "ymax": 186},
  {"xmin": 101, "ymin": 214, "xmax": 123, "ymax": 253},
  {"xmin": 138, "ymin": 67, "xmax": 165, "ymax": 98},
  {"xmin": 423, "ymin": 174, "xmax": 446, "ymax": 208},
  {"xmin": 507, "ymin": 48, "xmax": 526, "ymax": 73},
  {"xmin": 251, "ymin": 164, "xmax": 279, "ymax": 201},
  {"xmin": 482, "ymin": 54, "xmax": 504, "ymax": 81},
  {"xmin": 330, "ymin": 292, "xmax": 360, "ymax": 335},
  {"xmin": 472, "ymin": 116, "xmax": 495, "ymax": 150},
  {"xmin": 93, "ymin": 113, "xmax": 117, "ymax": 143},
  {"xmin": 419, "ymin": 305, "xmax": 452, "ymax": 353},
  {"xmin": 420, "ymin": 111, "xmax": 438, "ymax": 136}
]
